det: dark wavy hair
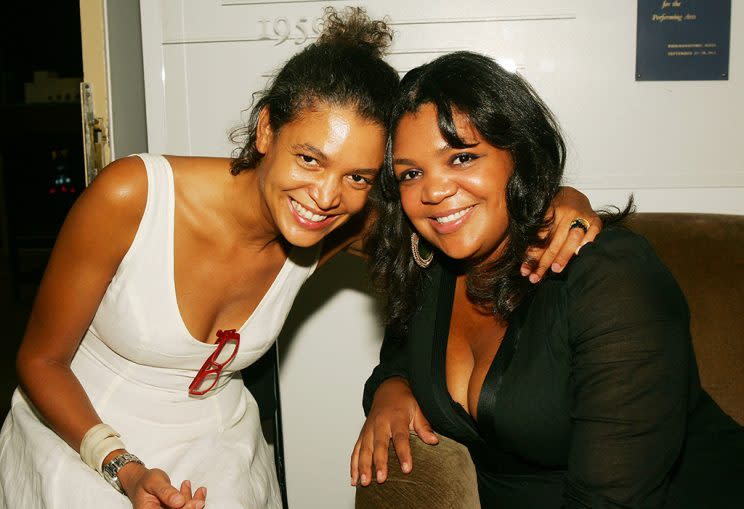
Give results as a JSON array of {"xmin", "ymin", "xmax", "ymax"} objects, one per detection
[
  {"xmin": 229, "ymin": 7, "xmax": 398, "ymax": 174},
  {"xmin": 367, "ymin": 51, "xmax": 568, "ymax": 333}
]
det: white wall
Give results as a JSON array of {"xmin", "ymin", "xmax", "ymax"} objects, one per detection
[
  {"xmin": 105, "ymin": 0, "xmax": 148, "ymax": 158},
  {"xmin": 275, "ymin": 253, "xmax": 382, "ymax": 508},
  {"xmin": 138, "ymin": 2, "xmax": 743, "ymax": 507}
]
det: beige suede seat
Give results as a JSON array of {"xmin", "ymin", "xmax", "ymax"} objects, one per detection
[{"xmin": 355, "ymin": 432, "xmax": 481, "ymax": 509}]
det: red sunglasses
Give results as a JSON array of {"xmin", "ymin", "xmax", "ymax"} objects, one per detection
[{"xmin": 188, "ymin": 329, "xmax": 241, "ymax": 396}]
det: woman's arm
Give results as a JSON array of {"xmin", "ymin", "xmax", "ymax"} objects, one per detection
[
  {"xmin": 351, "ymin": 326, "xmax": 437, "ymax": 487},
  {"xmin": 17, "ymin": 157, "xmax": 145, "ymax": 453},
  {"xmin": 351, "ymin": 377, "xmax": 436, "ymax": 487},
  {"xmin": 16, "ymin": 157, "xmax": 204, "ymax": 508},
  {"xmin": 562, "ymin": 231, "xmax": 690, "ymax": 508}
]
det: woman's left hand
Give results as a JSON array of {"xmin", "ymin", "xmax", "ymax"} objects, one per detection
[{"xmin": 521, "ymin": 186, "xmax": 602, "ymax": 283}]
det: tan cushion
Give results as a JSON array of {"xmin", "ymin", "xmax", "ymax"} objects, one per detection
[
  {"xmin": 627, "ymin": 213, "xmax": 744, "ymax": 425},
  {"xmin": 355, "ymin": 432, "xmax": 480, "ymax": 509}
]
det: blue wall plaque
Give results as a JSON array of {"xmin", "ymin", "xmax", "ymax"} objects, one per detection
[{"xmin": 636, "ymin": 0, "xmax": 731, "ymax": 81}]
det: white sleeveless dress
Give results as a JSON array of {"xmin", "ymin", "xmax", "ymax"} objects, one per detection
[{"xmin": 0, "ymin": 154, "xmax": 319, "ymax": 508}]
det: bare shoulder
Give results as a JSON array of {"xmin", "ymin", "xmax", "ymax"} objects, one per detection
[
  {"xmin": 164, "ymin": 154, "xmax": 231, "ymax": 176},
  {"xmin": 83, "ymin": 155, "xmax": 148, "ymax": 214},
  {"xmin": 164, "ymin": 155, "xmax": 232, "ymax": 199},
  {"xmin": 59, "ymin": 155, "xmax": 148, "ymax": 261}
]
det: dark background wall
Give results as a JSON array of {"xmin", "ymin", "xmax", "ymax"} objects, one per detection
[
  {"xmin": 1, "ymin": 3, "xmax": 83, "ymax": 102},
  {"xmin": 0, "ymin": 2, "xmax": 84, "ymax": 418}
]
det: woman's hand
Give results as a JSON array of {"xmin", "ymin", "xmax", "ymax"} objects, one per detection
[
  {"xmin": 119, "ymin": 463, "xmax": 207, "ymax": 509},
  {"xmin": 521, "ymin": 186, "xmax": 602, "ymax": 283},
  {"xmin": 351, "ymin": 377, "xmax": 438, "ymax": 486}
]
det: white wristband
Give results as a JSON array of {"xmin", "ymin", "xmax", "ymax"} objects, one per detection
[
  {"xmin": 80, "ymin": 423, "xmax": 125, "ymax": 473},
  {"xmin": 93, "ymin": 435, "xmax": 126, "ymax": 473}
]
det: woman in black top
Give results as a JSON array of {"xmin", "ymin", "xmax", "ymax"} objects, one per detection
[{"xmin": 351, "ymin": 51, "xmax": 744, "ymax": 507}]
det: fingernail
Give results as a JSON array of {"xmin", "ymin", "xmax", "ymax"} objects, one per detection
[
  {"xmin": 172, "ymin": 494, "xmax": 185, "ymax": 504},
  {"xmin": 401, "ymin": 462, "xmax": 411, "ymax": 473},
  {"xmin": 351, "ymin": 477, "xmax": 356, "ymax": 486},
  {"xmin": 551, "ymin": 262, "xmax": 562, "ymax": 273},
  {"xmin": 195, "ymin": 502, "xmax": 205, "ymax": 509},
  {"xmin": 377, "ymin": 470, "xmax": 384, "ymax": 483},
  {"xmin": 529, "ymin": 274, "xmax": 540, "ymax": 284},
  {"xmin": 520, "ymin": 266, "xmax": 529, "ymax": 276},
  {"xmin": 360, "ymin": 474, "xmax": 368, "ymax": 485}
]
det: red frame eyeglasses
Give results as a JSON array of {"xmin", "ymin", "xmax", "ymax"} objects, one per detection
[{"xmin": 188, "ymin": 329, "xmax": 241, "ymax": 396}]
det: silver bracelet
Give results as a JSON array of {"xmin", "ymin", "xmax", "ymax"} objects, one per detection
[{"xmin": 102, "ymin": 452, "xmax": 144, "ymax": 493}]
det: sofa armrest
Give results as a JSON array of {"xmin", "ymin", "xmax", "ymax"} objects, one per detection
[{"xmin": 355, "ymin": 432, "xmax": 480, "ymax": 509}]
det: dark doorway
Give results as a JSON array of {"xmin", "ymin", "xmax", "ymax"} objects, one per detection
[{"xmin": 0, "ymin": 3, "xmax": 85, "ymax": 417}]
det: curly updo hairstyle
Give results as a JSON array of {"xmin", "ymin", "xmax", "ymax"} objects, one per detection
[
  {"xmin": 367, "ymin": 51, "xmax": 567, "ymax": 333},
  {"xmin": 230, "ymin": 7, "xmax": 398, "ymax": 174}
]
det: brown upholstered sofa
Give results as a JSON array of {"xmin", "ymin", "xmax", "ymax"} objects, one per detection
[{"xmin": 355, "ymin": 213, "xmax": 744, "ymax": 509}]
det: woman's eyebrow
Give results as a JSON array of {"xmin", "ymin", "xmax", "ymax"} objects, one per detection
[
  {"xmin": 393, "ymin": 142, "xmax": 480, "ymax": 165},
  {"xmin": 291, "ymin": 143, "xmax": 327, "ymax": 161},
  {"xmin": 352, "ymin": 168, "xmax": 380, "ymax": 177},
  {"xmin": 293, "ymin": 143, "xmax": 378, "ymax": 173},
  {"xmin": 393, "ymin": 157, "xmax": 417, "ymax": 165}
]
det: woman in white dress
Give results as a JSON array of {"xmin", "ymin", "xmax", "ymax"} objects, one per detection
[{"xmin": 0, "ymin": 8, "xmax": 600, "ymax": 509}]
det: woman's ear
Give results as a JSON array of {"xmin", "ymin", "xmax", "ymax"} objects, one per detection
[{"xmin": 255, "ymin": 106, "xmax": 273, "ymax": 155}]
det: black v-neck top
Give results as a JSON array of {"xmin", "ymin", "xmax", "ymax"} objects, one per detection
[{"xmin": 363, "ymin": 227, "xmax": 744, "ymax": 508}]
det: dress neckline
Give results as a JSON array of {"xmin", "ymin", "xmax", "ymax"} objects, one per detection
[
  {"xmin": 160, "ymin": 155, "xmax": 294, "ymax": 347},
  {"xmin": 432, "ymin": 263, "xmax": 520, "ymax": 438}
]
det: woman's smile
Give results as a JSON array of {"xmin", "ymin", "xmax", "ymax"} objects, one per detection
[
  {"xmin": 428, "ymin": 204, "xmax": 476, "ymax": 234},
  {"xmin": 287, "ymin": 197, "xmax": 339, "ymax": 230}
]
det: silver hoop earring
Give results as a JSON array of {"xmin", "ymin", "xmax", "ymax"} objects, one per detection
[{"xmin": 411, "ymin": 232, "xmax": 433, "ymax": 268}]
